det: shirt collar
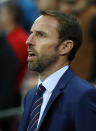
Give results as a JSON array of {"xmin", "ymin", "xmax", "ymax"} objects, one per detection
[{"xmin": 38, "ymin": 65, "xmax": 69, "ymax": 93}]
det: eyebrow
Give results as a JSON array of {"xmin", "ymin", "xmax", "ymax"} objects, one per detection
[
  {"xmin": 37, "ymin": 30, "xmax": 47, "ymax": 35},
  {"xmin": 30, "ymin": 30, "xmax": 47, "ymax": 36}
]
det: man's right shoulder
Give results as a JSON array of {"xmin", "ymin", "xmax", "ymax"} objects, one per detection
[{"xmin": 24, "ymin": 86, "xmax": 37, "ymax": 107}]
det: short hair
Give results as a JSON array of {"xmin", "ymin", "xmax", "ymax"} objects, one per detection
[{"xmin": 40, "ymin": 10, "xmax": 82, "ymax": 61}]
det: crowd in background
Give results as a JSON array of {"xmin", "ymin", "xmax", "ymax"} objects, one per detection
[{"xmin": 0, "ymin": 0, "xmax": 96, "ymax": 130}]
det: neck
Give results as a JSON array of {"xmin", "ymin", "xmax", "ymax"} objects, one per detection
[{"xmin": 39, "ymin": 61, "xmax": 69, "ymax": 81}]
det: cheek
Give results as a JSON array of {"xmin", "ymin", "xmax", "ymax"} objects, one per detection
[
  {"xmin": 35, "ymin": 37, "xmax": 59, "ymax": 55},
  {"xmin": 36, "ymin": 38, "xmax": 58, "ymax": 48},
  {"xmin": 40, "ymin": 44, "xmax": 57, "ymax": 57}
]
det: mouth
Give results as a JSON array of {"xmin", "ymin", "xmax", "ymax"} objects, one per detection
[
  {"xmin": 29, "ymin": 52, "xmax": 35, "ymax": 56},
  {"xmin": 28, "ymin": 52, "xmax": 36, "ymax": 61}
]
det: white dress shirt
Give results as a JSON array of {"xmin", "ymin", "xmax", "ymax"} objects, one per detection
[{"xmin": 37, "ymin": 65, "xmax": 69, "ymax": 127}]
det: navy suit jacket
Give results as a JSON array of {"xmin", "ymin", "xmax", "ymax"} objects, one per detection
[{"xmin": 18, "ymin": 67, "xmax": 96, "ymax": 131}]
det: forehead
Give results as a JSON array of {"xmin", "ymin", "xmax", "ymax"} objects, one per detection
[{"xmin": 31, "ymin": 15, "xmax": 59, "ymax": 33}]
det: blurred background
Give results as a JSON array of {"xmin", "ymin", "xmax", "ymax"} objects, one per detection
[{"xmin": 0, "ymin": 0, "xmax": 96, "ymax": 130}]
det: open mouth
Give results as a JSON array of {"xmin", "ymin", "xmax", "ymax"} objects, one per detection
[
  {"xmin": 28, "ymin": 52, "xmax": 36, "ymax": 61},
  {"xmin": 29, "ymin": 52, "xmax": 35, "ymax": 57}
]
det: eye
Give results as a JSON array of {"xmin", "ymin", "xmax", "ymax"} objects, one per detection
[
  {"xmin": 39, "ymin": 32, "xmax": 44, "ymax": 36},
  {"xmin": 36, "ymin": 31, "xmax": 47, "ymax": 38}
]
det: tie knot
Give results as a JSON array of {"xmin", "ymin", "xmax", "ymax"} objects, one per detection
[{"xmin": 38, "ymin": 84, "xmax": 46, "ymax": 93}]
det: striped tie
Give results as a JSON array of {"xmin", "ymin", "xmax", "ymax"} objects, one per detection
[{"xmin": 27, "ymin": 84, "xmax": 46, "ymax": 131}]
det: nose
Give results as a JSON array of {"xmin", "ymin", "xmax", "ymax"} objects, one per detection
[{"xmin": 26, "ymin": 34, "xmax": 35, "ymax": 46}]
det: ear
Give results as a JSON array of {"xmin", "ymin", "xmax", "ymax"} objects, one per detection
[{"xmin": 59, "ymin": 40, "xmax": 74, "ymax": 55}]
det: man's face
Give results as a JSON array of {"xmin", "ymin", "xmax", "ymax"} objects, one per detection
[{"xmin": 26, "ymin": 15, "xmax": 60, "ymax": 73}]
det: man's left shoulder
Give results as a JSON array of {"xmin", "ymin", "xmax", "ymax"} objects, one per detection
[
  {"xmin": 69, "ymin": 72, "xmax": 95, "ymax": 92},
  {"xmin": 63, "ymin": 70, "xmax": 96, "ymax": 101}
]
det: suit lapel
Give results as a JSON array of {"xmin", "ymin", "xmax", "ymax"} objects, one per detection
[{"xmin": 38, "ymin": 67, "xmax": 74, "ymax": 130}]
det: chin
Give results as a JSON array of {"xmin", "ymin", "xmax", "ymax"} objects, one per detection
[{"xmin": 28, "ymin": 63, "xmax": 38, "ymax": 72}]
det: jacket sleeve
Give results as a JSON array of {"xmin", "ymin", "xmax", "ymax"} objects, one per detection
[{"xmin": 75, "ymin": 88, "xmax": 96, "ymax": 131}]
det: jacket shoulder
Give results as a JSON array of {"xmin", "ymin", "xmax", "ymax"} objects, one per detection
[{"xmin": 24, "ymin": 86, "xmax": 37, "ymax": 108}]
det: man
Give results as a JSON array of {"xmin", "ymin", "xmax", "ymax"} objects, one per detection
[{"xmin": 19, "ymin": 10, "xmax": 96, "ymax": 131}]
